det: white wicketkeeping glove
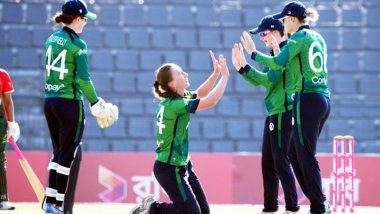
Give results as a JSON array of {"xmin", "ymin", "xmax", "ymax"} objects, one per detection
[
  {"xmin": 90, "ymin": 98, "xmax": 119, "ymax": 128},
  {"xmin": 7, "ymin": 121, "xmax": 20, "ymax": 143}
]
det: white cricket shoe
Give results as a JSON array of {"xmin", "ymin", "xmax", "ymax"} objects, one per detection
[
  {"xmin": 324, "ymin": 200, "xmax": 332, "ymax": 214},
  {"xmin": 129, "ymin": 195, "xmax": 156, "ymax": 214},
  {"xmin": 0, "ymin": 201, "xmax": 15, "ymax": 210}
]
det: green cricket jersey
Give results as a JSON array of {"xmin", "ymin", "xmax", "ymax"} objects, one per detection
[
  {"xmin": 44, "ymin": 27, "xmax": 98, "ymax": 104},
  {"xmin": 155, "ymin": 91, "xmax": 200, "ymax": 166},
  {"xmin": 239, "ymin": 41, "xmax": 295, "ymax": 116},
  {"xmin": 253, "ymin": 25, "xmax": 330, "ymax": 98}
]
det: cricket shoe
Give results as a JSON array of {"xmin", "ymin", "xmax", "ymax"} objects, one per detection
[
  {"xmin": 0, "ymin": 201, "xmax": 15, "ymax": 210},
  {"xmin": 129, "ymin": 195, "xmax": 156, "ymax": 214},
  {"xmin": 324, "ymin": 200, "xmax": 332, "ymax": 214},
  {"xmin": 44, "ymin": 203, "xmax": 63, "ymax": 214}
]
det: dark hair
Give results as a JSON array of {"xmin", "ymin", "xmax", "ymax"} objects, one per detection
[
  {"xmin": 152, "ymin": 63, "xmax": 181, "ymax": 99},
  {"xmin": 52, "ymin": 12, "xmax": 79, "ymax": 25}
]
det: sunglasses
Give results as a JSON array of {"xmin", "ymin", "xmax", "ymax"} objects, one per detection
[
  {"xmin": 259, "ymin": 31, "xmax": 270, "ymax": 37},
  {"xmin": 81, "ymin": 16, "xmax": 88, "ymax": 22}
]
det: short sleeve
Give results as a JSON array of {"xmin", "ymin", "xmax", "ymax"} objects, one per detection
[
  {"xmin": 184, "ymin": 91, "xmax": 197, "ymax": 99},
  {"xmin": 172, "ymin": 98, "xmax": 200, "ymax": 114},
  {"xmin": 0, "ymin": 70, "xmax": 14, "ymax": 93}
]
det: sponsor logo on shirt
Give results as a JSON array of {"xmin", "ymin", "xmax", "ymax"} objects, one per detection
[
  {"xmin": 45, "ymin": 83, "xmax": 65, "ymax": 92},
  {"xmin": 78, "ymin": 49, "xmax": 87, "ymax": 56},
  {"xmin": 312, "ymin": 76, "xmax": 327, "ymax": 85}
]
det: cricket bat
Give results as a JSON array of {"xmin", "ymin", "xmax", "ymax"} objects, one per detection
[{"xmin": 9, "ymin": 137, "xmax": 45, "ymax": 203}]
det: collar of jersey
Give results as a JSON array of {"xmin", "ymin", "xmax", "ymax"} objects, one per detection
[
  {"xmin": 62, "ymin": 26, "xmax": 79, "ymax": 38},
  {"xmin": 296, "ymin": 25, "xmax": 310, "ymax": 32}
]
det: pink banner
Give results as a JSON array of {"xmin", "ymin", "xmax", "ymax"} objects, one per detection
[{"xmin": 5, "ymin": 152, "xmax": 380, "ymax": 206}]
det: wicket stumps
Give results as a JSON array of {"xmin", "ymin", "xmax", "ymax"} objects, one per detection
[{"xmin": 332, "ymin": 135, "xmax": 355, "ymax": 213}]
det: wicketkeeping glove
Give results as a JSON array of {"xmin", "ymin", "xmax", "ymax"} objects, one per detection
[{"xmin": 90, "ymin": 98, "xmax": 119, "ymax": 128}]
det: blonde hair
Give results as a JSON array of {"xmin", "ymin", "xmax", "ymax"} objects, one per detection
[{"xmin": 300, "ymin": 7, "xmax": 319, "ymax": 24}]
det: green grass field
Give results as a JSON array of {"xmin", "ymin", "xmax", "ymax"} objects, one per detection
[{"xmin": 0, "ymin": 203, "xmax": 379, "ymax": 214}]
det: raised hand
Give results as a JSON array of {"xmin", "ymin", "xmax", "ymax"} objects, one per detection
[
  {"xmin": 240, "ymin": 31, "xmax": 256, "ymax": 55},
  {"xmin": 232, "ymin": 43, "xmax": 242, "ymax": 71},
  {"xmin": 268, "ymin": 34, "xmax": 280, "ymax": 55},
  {"xmin": 209, "ymin": 50, "xmax": 221, "ymax": 75},
  {"xmin": 218, "ymin": 54, "xmax": 230, "ymax": 77},
  {"xmin": 238, "ymin": 43, "xmax": 248, "ymax": 68}
]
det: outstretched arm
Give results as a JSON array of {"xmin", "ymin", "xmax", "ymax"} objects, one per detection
[
  {"xmin": 196, "ymin": 50, "xmax": 221, "ymax": 98},
  {"xmin": 233, "ymin": 43, "xmax": 276, "ymax": 88},
  {"xmin": 241, "ymin": 31, "xmax": 304, "ymax": 70},
  {"xmin": 197, "ymin": 55, "xmax": 229, "ymax": 112}
]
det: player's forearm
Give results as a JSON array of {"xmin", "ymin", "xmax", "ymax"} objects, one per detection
[
  {"xmin": 197, "ymin": 76, "xmax": 228, "ymax": 112},
  {"xmin": 77, "ymin": 79, "xmax": 98, "ymax": 105},
  {"xmin": 3, "ymin": 93, "xmax": 14, "ymax": 121},
  {"xmin": 239, "ymin": 64, "xmax": 270, "ymax": 87},
  {"xmin": 253, "ymin": 51, "xmax": 285, "ymax": 71},
  {"xmin": 196, "ymin": 71, "xmax": 219, "ymax": 98}
]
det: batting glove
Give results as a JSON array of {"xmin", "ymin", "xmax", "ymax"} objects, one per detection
[{"xmin": 7, "ymin": 121, "xmax": 20, "ymax": 143}]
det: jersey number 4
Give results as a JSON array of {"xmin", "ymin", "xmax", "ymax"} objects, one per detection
[
  {"xmin": 157, "ymin": 106, "xmax": 166, "ymax": 134},
  {"xmin": 46, "ymin": 45, "xmax": 69, "ymax": 80}
]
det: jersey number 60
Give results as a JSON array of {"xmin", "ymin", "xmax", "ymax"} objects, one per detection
[{"xmin": 308, "ymin": 41, "xmax": 327, "ymax": 73}]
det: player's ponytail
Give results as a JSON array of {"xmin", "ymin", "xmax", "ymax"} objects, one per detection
[
  {"xmin": 152, "ymin": 64, "xmax": 181, "ymax": 100},
  {"xmin": 52, "ymin": 12, "xmax": 78, "ymax": 25},
  {"xmin": 300, "ymin": 7, "xmax": 319, "ymax": 24}
]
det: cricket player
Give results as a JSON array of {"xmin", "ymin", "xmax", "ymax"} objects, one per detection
[
  {"xmin": 232, "ymin": 16, "xmax": 299, "ymax": 214},
  {"xmin": 240, "ymin": 1, "xmax": 331, "ymax": 214},
  {"xmin": 0, "ymin": 68, "xmax": 20, "ymax": 210},
  {"xmin": 130, "ymin": 51, "xmax": 229, "ymax": 214},
  {"xmin": 43, "ymin": 1, "xmax": 118, "ymax": 213}
]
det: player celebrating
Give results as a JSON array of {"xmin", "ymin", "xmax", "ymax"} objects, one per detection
[
  {"xmin": 43, "ymin": 1, "xmax": 118, "ymax": 214},
  {"xmin": 232, "ymin": 16, "xmax": 299, "ymax": 214},
  {"xmin": 130, "ymin": 51, "xmax": 229, "ymax": 214},
  {"xmin": 240, "ymin": 1, "xmax": 331, "ymax": 214},
  {"xmin": 0, "ymin": 68, "xmax": 20, "ymax": 210}
]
